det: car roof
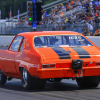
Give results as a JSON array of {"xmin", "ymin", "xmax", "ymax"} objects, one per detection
[{"xmin": 18, "ymin": 31, "xmax": 82, "ymax": 37}]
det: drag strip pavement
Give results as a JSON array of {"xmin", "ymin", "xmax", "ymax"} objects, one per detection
[{"xmin": 0, "ymin": 79, "xmax": 100, "ymax": 100}]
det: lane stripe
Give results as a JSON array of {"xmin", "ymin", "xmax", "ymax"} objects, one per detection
[
  {"xmin": 52, "ymin": 47, "xmax": 71, "ymax": 59},
  {"xmin": 71, "ymin": 47, "xmax": 90, "ymax": 58}
]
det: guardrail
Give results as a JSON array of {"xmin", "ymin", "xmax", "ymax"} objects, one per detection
[
  {"xmin": 0, "ymin": 22, "xmax": 99, "ymax": 35},
  {"xmin": 43, "ymin": 0, "xmax": 64, "ymax": 8}
]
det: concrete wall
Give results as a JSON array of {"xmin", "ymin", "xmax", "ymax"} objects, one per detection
[
  {"xmin": 0, "ymin": 36, "xmax": 14, "ymax": 47},
  {"xmin": 0, "ymin": 23, "xmax": 6, "ymax": 34},
  {"xmin": 87, "ymin": 36, "xmax": 100, "ymax": 48},
  {"xmin": 0, "ymin": 36, "xmax": 100, "ymax": 48}
]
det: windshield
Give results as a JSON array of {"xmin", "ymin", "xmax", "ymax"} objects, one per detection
[{"xmin": 33, "ymin": 35, "xmax": 93, "ymax": 48}]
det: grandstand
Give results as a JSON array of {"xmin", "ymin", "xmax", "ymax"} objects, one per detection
[{"xmin": 1, "ymin": 0, "xmax": 100, "ymax": 36}]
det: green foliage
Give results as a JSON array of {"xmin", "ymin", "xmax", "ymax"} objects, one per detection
[{"xmin": 0, "ymin": 0, "xmax": 55, "ymax": 19}]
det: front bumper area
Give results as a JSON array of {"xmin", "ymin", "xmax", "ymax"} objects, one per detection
[{"xmin": 37, "ymin": 67, "xmax": 100, "ymax": 79}]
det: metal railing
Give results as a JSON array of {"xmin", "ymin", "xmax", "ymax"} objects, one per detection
[{"xmin": 0, "ymin": 21, "xmax": 99, "ymax": 35}]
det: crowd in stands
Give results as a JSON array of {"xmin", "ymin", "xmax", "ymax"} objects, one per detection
[
  {"xmin": 16, "ymin": 0, "xmax": 100, "ymax": 36},
  {"xmin": 41, "ymin": 0, "xmax": 100, "ymax": 36}
]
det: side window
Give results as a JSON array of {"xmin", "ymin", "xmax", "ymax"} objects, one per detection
[
  {"xmin": 19, "ymin": 39, "xmax": 25, "ymax": 52},
  {"xmin": 9, "ymin": 36, "xmax": 23, "ymax": 51}
]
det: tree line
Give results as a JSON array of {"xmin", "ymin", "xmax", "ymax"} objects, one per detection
[{"xmin": 0, "ymin": 0, "xmax": 55, "ymax": 19}]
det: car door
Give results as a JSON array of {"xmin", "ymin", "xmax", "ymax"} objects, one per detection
[{"xmin": 3, "ymin": 36, "xmax": 23, "ymax": 74}]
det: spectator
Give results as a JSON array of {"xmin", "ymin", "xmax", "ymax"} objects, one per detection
[
  {"xmin": 65, "ymin": 4, "xmax": 70, "ymax": 11},
  {"xmin": 82, "ymin": 32, "xmax": 87, "ymax": 36},
  {"xmin": 96, "ymin": 3, "xmax": 100, "ymax": 10},
  {"xmin": 59, "ymin": 11, "xmax": 64, "ymax": 17},
  {"xmin": 44, "ymin": 10, "xmax": 48, "ymax": 17},
  {"xmin": 79, "ymin": 4, "xmax": 82, "ymax": 9},
  {"xmin": 44, "ymin": 16, "xmax": 48, "ymax": 25},
  {"xmin": 57, "ymin": 4, "xmax": 61, "ymax": 11},
  {"xmin": 90, "ymin": 32, "xmax": 93, "ymax": 36},
  {"xmin": 42, "ymin": 11, "xmax": 46, "ymax": 19},
  {"xmin": 94, "ymin": 0, "xmax": 99, "ymax": 8},
  {"xmin": 48, "ymin": 19, "xmax": 53, "ymax": 24},
  {"xmin": 16, "ymin": 18, "xmax": 22, "ymax": 27},
  {"xmin": 94, "ymin": 28, "xmax": 99, "ymax": 35},
  {"xmin": 64, "ymin": 17, "xmax": 69, "ymax": 23},
  {"xmin": 70, "ymin": 0, "xmax": 74, "ymax": 7},
  {"xmin": 76, "ymin": 0, "xmax": 81, "ymax": 5},
  {"xmin": 60, "ymin": 21, "xmax": 66, "ymax": 30},
  {"xmin": 98, "ymin": 11, "xmax": 100, "ymax": 17},
  {"xmin": 86, "ymin": 22, "xmax": 93, "ymax": 32},
  {"xmin": 83, "ymin": 26, "xmax": 89, "ymax": 35},
  {"xmin": 89, "ymin": 15, "xmax": 94, "ymax": 25},
  {"xmin": 95, "ymin": 29, "xmax": 100, "ymax": 36},
  {"xmin": 86, "ymin": 6, "xmax": 91, "ymax": 12},
  {"xmin": 90, "ymin": 10, "xmax": 95, "ymax": 17},
  {"xmin": 23, "ymin": 17, "xmax": 28, "ymax": 27},
  {"xmin": 81, "ymin": 13, "xmax": 85, "ymax": 20},
  {"xmin": 94, "ymin": 16, "xmax": 100, "ymax": 29},
  {"xmin": 52, "ymin": 22, "xmax": 58, "ymax": 30},
  {"xmin": 49, "ymin": 15, "xmax": 53, "ymax": 21},
  {"xmin": 54, "ymin": 5, "xmax": 57, "ymax": 9},
  {"xmin": 89, "ymin": 0, "xmax": 93, "ymax": 8},
  {"xmin": 87, "ymin": 32, "xmax": 91, "ymax": 36},
  {"xmin": 60, "ymin": 4, "xmax": 65, "ymax": 9}
]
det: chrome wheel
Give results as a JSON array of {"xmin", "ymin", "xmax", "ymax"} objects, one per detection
[
  {"xmin": 23, "ymin": 68, "xmax": 27, "ymax": 83},
  {"xmin": 20, "ymin": 68, "xmax": 46, "ymax": 90},
  {"xmin": 0, "ymin": 70, "xmax": 1, "ymax": 81}
]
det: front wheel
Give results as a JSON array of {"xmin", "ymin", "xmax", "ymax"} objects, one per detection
[
  {"xmin": 76, "ymin": 76, "xmax": 100, "ymax": 88},
  {"xmin": 0, "ymin": 70, "xmax": 7, "ymax": 85}
]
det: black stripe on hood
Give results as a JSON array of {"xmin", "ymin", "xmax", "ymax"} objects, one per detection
[
  {"xmin": 71, "ymin": 47, "xmax": 90, "ymax": 58},
  {"xmin": 52, "ymin": 47, "xmax": 71, "ymax": 59}
]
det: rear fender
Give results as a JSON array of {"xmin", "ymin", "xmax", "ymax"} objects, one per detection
[
  {"xmin": 19, "ymin": 63, "xmax": 39, "ymax": 77},
  {"xmin": 19, "ymin": 65, "xmax": 29, "ymax": 73}
]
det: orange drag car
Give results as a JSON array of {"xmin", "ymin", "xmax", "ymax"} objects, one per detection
[{"xmin": 0, "ymin": 31, "xmax": 100, "ymax": 89}]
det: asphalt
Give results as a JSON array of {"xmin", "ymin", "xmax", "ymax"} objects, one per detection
[{"xmin": 0, "ymin": 79, "xmax": 100, "ymax": 100}]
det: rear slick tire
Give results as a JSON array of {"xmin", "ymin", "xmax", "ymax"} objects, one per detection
[
  {"xmin": 76, "ymin": 76, "xmax": 100, "ymax": 88},
  {"xmin": 20, "ymin": 68, "xmax": 46, "ymax": 90},
  {"xmin": 20, "ymin": 68, "xmax": 33, "ymax": 90},
  {"xmin": 0, "ymin": 70, "xmax": 7, "ymax": 85}
]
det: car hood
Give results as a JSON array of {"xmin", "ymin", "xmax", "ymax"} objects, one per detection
[{"xmin": 36, "ymin": 46, "xmax": 100, "ymax": 62}]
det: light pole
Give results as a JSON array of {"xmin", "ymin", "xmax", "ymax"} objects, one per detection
[{"xmin": 32, "ymin": 0, "xmax": 36, "ymax": 31}]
